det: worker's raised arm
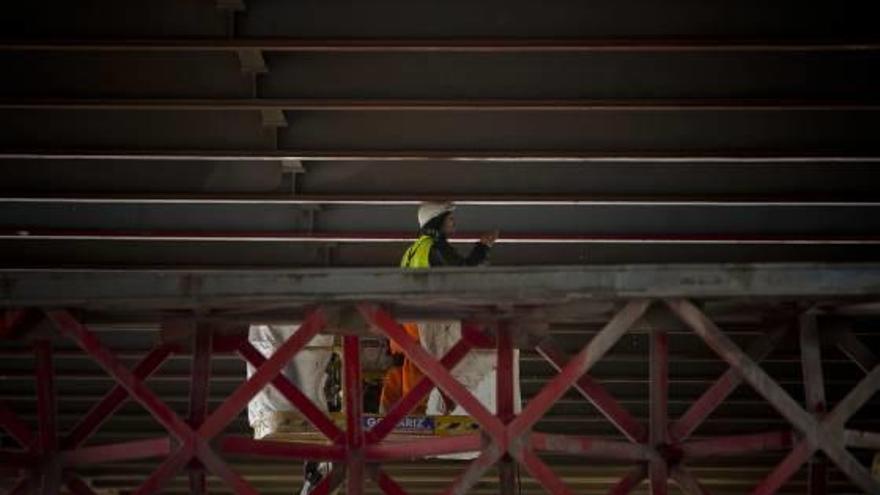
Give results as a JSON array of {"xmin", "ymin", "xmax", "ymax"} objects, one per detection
[{"xmin": 429, "ymin": 233, "xmax": 496, "ymax": 266}]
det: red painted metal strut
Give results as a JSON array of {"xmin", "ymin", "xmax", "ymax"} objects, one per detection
[
  {"xmin": 35, "ymin": 340, "xmax": 60, "ymax": 494},
  {"xmin": 648, "ymin": 329, "xmax": 669, "ymax": 495},
  {"xmin": 497, "ymin": 323, "xmax": 518, "ymax": 495},
  {"xmin": 0, "ymin": 400, "xmax": 34, "ymax": 449},
  {"xmin": 237, "ymin": 341, "xmax": 344, "ymax": 442},
  {"xmin": 344, "ymin": 335, "xmax": 365, "ymax": 495},
  {"xmin": 61, "ymin": 344, "xmax": 176, "ymax": 450},
  {"xmin": 536, "ymin": 338, "xmax": 647, "ymax": 443},
  {"xmin": 365, "ymin": 337, "xmax": 472, "ymax": 444}
]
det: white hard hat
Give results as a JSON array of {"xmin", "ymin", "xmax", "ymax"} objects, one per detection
[{"xmin": 417, "ymin": 201, "xmax": 456, "ymax": 228}]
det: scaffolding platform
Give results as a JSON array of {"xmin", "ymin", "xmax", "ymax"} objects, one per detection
[{"xmin": 1, "ymin": 263, "xmax": 879, "ymax": 494}]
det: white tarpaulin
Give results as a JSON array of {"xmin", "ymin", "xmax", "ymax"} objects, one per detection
[
  {"xmin": 246, "ymin": 324, "xmax": 334, "ymax": 439},
  {"xmin": 419, "ymin": 320, "xmax": 522, "ymax": 459}
]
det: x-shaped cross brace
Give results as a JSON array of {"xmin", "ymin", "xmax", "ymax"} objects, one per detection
[
  {"xmin": 358, "ymin": 300, "xmax": 651, "ymax": 495},
  {"xmin": 666, "ymin": 299, "xmax": 880, "ymax": 495},
  {"xmin": 46, "ymin": 308, "xmax": 329, "ymax": 495},
  {"xmin": 2, "ymin": 335, "xmax": 174, "ymax": 495}
]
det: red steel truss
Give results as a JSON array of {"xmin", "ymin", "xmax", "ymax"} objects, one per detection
[{"xmin": 1, "ymin": 299, "xmax": 879, "ymax": 494}]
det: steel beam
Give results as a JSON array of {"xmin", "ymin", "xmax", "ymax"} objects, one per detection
[
  {"xmin": 0, "ymin": 310, "xmax": 34, "ymax": 339},
  {"xmin": 131, "ymin": 444, "xmax": 194, "ymax": 495},
  {"xmin": 47, "ymin": 311, "xmax": 194, "ymax": 441},
  {"xmin": 4, "ymin": 192, "xmax": 879, "ymax": 207},
  {"xmin": 189, "ymin": 325, "xmax": 213, "ymax": 428},
  {"xmin": 310, "ymin": 464, "xmax": 346, "ymax": 495},
  {"xmin": 47, "ymin": 310, "xmax": 259, "ymax": 495},
  {"xmin": 749, "ymin": 374, "xmax": 880, "ymax": 495},
  {"xmin": 510, "ymin": 300, "xmax": 650, "ymax": 439},
  {"xmin": 6, "ymin": 477, "xmax": 32, "ymax": 495},
  {"xmin": 4, "ymin": 98, "xmax": 880, "ymax": 112},
  {"xmin": 194, "ymin": 440, "xmax": 260, "ymax": 495},
  {"xmin": 649, "ymin": 329, "xmax": 669, "ymax": 495},
  {"xmin": 8, "ymin": 228, "xmax": 880, "ymax": 245},
  {"xmin": 668, "ymin": 299, "xmax": 832, "ymax": 435},
  {"xmin": 369, "ymin": 466, "xmax": 409, "ymax": 495},
  {"xmin": 441, "ymin": 438, "xmax": 504, "ymax": 494},
  {"xmin": 0, "ymin": 450, "xmax": 39, "ymax": 467},
  {"xmin": 34, "ymin": 340, "xmax": 60, "ymax": 495},
  {"xmin": 221, "ymin": 436, "xmax": 346, "ymax": 461},
  {"xmin": 497, "ymin": 324, "xmax": 515, "ymax": 425},
  {"xmin": 529, "ymin": 433, "xmax": 653, "ymax": 461},
  {"xmin": 64, "ymin": 474, "xmax": 100, "ymax": 495},
  {"xmin": 62, "ymin": 437, "xmax": 172, "ymax": 466},
  {"xmin": 800, "ymin": 311, "xmax": 827, "ymax": 495},
  {"xmin": 35, "ymin": 341, "xmax": 56, "ymax": 454},
  {"xmin": 7, "ymin": 265, "xmax": 880, "ymax": 311},
  {"xmin": 752, "ymin": 441, "xmax": 814, "ymax": 495},
  {"xmin": 833, "ymin": 329, "xmax": 880, "ymax": 372},
  {"xmin": 511, "ymin": 445, "xmax": 575, "ymax": 495},
  {"xmin": 364, "ymin": 434, "xmax": 483, "ymax": 461},
  {"xmin": 188, "ymin": 325, "xmax": 212, "ymax": 495},
  {"xmin": 670, "ymin": 325, "xmax": 789, "ymax": 442},
  {"xmin": 237, "ymin": 341, "xmax": 343, "ymax": 442},
  {"xmin": 2, "ymin": 286, "xmax": 876, "ymax": 495},
  {"xmin": 362, "ymin": 304, "xmax": 507, "ymax": 495},
  {"xmin": 48, "ymin": 311, "xmax": 197, "ymax": 494},
  {"xmin": 808, "ymin": 456, "xmax": 827, "ymax": 495},
  {"xmin": 199, "ymin": 309, "xmax": 327, "ymax": 439},
  {"xmin": 536, "ymin": 338, "xmax": 646, "ymax": 443},
  {"xmin": 498, "ymin": 461, "xmax": 516, "ymax": 495},
  {"xmin": 800, "ymin": 312, "xmax": 827, "ymax": 414},
  {"xmin": 344, "ymin": 336, "xmax": 365, "ymax": 495},
  {"xmin": 607, "ymin": 465, "xmax": 647, "ymax": 495},
  {"xmin": 0, "ymin": 401, "xmax": 33, "ymax": 448},
  {"xmin": 666, "ymin": 299, "xmax": 880, "ymax": 494},
  {"xmin": 61, "ymin": 344, "xmax": 175, "ymax": 449},
  {"xmin": 497, "ymin": 324, "xmax": 517, "ymax": 495},
  {"xmin": 670, "ymin": 467, "xmax": 713, "ymax": 495},
  {"xmin": 844, "ymin": 429, "xmax": 880, "ymax": 450},
  {"xmin": 2, "ymin": 38, "xmax": 878, "ymax": 52},
  {"xmin": 3, "ymin": 150, "xmax": 879, "ymax": 163},
  {"xmin": 366, "ymin": 338, "xmax": 471, "ymax": 444},
  {"xmin": 359, "ymin": 305, "xmax": 505, "ymax": 441},
  {"xmin": 680, "ymin": 431, "xmax": 794, "ymax": 458}
]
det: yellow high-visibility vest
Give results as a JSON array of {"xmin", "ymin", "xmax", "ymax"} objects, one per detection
[{"xmin": 400, "ymin": 235, "xmax": 434, "ymax": 269}]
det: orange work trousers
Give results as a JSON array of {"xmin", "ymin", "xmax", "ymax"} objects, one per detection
[{"xmin": 379, "ymin": 323, "xmax": 426, "ymax": 414}]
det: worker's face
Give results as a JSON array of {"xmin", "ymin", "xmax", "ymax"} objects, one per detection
[{"xmin": 443, "ymin": 214, "xmax": 456, "ymax": 236}]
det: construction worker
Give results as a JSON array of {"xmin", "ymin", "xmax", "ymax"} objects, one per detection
[
  {"xmin": 380, "ymin": 202, "xmax": 498, "ymax": 413},
  {"xmin": 400, "ymin": 201, "xmax": 499, "ymax": 269}
]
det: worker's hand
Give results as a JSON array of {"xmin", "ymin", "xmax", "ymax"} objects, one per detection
[{"xmin": 480, "ymin": 230, "xmax": 499, "ymax": 247}]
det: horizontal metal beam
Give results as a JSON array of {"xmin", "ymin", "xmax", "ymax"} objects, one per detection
[
  {"xmin": 529, "ymin": 432, "xmax": 653, "ymax": 461},
  {"xmin": 62, "ymin": 437, "xmax": 172, "ymax": 466},
  {"xmin": 220, "ymin": 436, "xmax": 346, "ymax": 461},
  {"xmin": 2, "ymin": 150, "xmax": 879, "ymax": 163},
  {"xmin": 364, "ymin": 434, "xmax": 483, "ymax": 461},
  {"xmin": 844, "ymin": 429, "xmax": 880, "ymax": 450},
  {"xmin": 1, "ymin": 38, "xmax": 878, "ymax": 52},
  {"xmin": 3, "ymin": 98, "xmax": 880, "ymax": 112},
  {"xmin": 2, "ymin": 264, "xmax": 880, "ymax": 310},
  {"xmin": 680, "ymin": 431, "xmax": 794, "ymax": 458},
  {"xmin": 2, "ymin": 229, "xmax": 879, "ymax": 245},
  {"xmin": 1, "ymin": 193, "xmax": 877, "ymax": 207}
]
